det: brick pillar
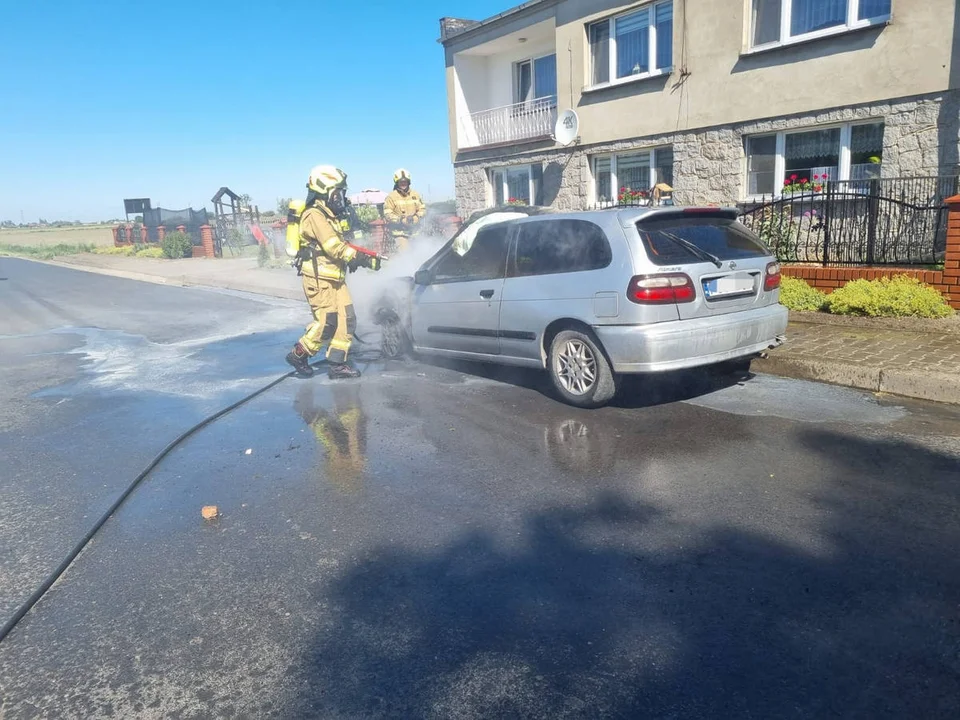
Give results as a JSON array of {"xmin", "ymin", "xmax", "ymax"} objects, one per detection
[
  {"xmin": 176, "ymin": 224, "xmax": 186, "ymax": 235},
  {"xmin": 140, "ymin": 225, "xmax": 148, "ymax": 244},
  {"xmin": 944, "ymin": 195, "xmax": 960, "ymax": 309},
  {"xmin": 157, "ymin": 225, "xmax": 166, "ymax": 242},
  {"xmin": 368, "ymin": 219, "xmax": 386, "ymax": 255},
  {"xmin": 445, "ymin": 216, "xmax": 462, "ymax": 240},
  {"xmin": 125, "ymin": 224, "xmax": 134, "ymax": 244},
  {"xmin": 200, "ymin": 225, "xmax": 215, "ymax": 258},
  {"xmin": 112, "ymin": 226, "xmax": 120, "ymax": 246}
]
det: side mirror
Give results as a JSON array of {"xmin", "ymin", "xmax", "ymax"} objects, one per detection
[{"xmin": 414, "ymin": 269, "xmax": 433, "ymax": 286}]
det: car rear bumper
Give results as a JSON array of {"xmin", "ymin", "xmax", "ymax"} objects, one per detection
[{"xmin": 594, "ymin": 304, "xmax": 789, "ymax": 373}]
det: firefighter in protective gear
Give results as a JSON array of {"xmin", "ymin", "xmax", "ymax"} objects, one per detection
[
  {"xmin": 294, "ymin": 384, "xmax": 367, "ymax": 493},
  {"xmin": 383, "ymin": 168, "xmax": 426, "ymax": 254},
  {"xmin": 285, "ymin": 165, "xmax": 380, "ymax": 380}
]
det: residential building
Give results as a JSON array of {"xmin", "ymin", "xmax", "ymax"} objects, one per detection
[{"xmin": 439, "ymin": 0, "xmax": 960, "ymax": 218}]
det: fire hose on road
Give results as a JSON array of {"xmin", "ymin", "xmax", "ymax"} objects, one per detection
[{"xmin": 0, "ymin": 340, "xmax": 385, "ymax": 645}]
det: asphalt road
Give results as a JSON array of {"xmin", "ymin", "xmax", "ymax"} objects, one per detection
[{"xmin": 1, "ymin": 257, "xmax": 959, "ymax": 719}]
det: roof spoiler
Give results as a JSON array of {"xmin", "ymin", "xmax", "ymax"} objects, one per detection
[{"xmin": 624, "ymin": 207, "xmax": 740, "ymax": 227}]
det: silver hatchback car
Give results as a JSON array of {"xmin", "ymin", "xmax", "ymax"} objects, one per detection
[{"xmin": 376, "ymin": 205, "xmax": 788, "ymax": 408}]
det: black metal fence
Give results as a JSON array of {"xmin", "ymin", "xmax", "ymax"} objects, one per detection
[
  {"xmin": 142, "ymin": 207, "xmax": 209, "ymax": 244},
  {"xmin": 737, "ymin": 176, "xmax": 959, "ymax": 266}
]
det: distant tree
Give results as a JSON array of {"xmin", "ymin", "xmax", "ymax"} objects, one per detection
[
  {"xmin": 239, "ymin": 193, "xmax": 252, "ymax": 208},
  {"xmin": 277, "ymin": 197, "xmax": 292, "ymax": 216},
  {"xmin": 134, "ymin": 215, "xmax": 143, "ymax": 223}
]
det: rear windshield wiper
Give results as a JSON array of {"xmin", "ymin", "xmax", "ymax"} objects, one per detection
[{"xmin": 654, "ymin": 230, "xmax": 723, "ymax": 268}]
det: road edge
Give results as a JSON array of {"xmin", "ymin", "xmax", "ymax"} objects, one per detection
[
  {"xmin": 11, "ymin": 256, "xmax": 958, "ymax": 405},
  {"xmin": 9, "ymin": 256, "xmax": 302, "ymax": 303}
]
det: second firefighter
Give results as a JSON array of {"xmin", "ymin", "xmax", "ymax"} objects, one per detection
[{"xmin": 382, "ymin": 168, "xmax": 426, "ymax": 254}]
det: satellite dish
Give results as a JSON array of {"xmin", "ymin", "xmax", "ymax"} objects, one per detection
[{"xmin": 553, "ymin": 109, "xmax": 580, "ymax": 145}]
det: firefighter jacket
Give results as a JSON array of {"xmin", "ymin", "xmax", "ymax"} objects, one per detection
[
  {"xmin": 300, "ymin": 202, "xmax": 358, "ymax": 283},
  {"xmin": 383, "ymin": 189, "xmax": 426, "ymax": 236}
]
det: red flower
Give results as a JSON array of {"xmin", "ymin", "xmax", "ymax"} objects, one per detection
[
  {"xmin": 783, "ymin": 178, "xmax": 791, "ymax": 185},
  {"xmin": 813, "ymin": 174, "xmax": 820, "ymax": 180},
  {"xmin": 814, "ymin": 184, "xmax": 823, "ymax": 192},
  {"xmin": 801, "ymin": 178, "xmax": 808, "ymax": 184},
  {"xmin": 791, "ymin": 174, "xmax": 798, "ymax": 180}
]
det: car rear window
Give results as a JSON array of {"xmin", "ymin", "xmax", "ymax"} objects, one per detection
[
  {"xmin": 636, "ymin": 214, "xmax": 771, "ymax": 266},
  {"xmin": 512, "ymin": 219, "xmax": 612, "ymax": 277}
]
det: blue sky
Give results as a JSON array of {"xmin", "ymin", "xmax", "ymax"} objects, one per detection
[{"xmin": 0, "ymin": 0, "xmax": 508, "ymax": 222}]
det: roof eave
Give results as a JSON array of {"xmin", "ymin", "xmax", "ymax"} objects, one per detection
[{"xmin": 437, "ymin": 0, "xmax": 552, "ymax": 46}]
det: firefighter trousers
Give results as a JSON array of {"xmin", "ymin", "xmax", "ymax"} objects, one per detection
[
  {"xmin": 298, "ymin": 275, "xmax": 355, "ymax": 363},
  {"xmin": 390, "ymin": 232, "xmax": 411, "ymax": 254}
]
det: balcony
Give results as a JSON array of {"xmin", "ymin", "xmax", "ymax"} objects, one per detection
[{"xmin": 459, "ymin": 96, "xmax": 557, "ymax": 150}]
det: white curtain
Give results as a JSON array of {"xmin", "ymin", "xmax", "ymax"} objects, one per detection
[
  {"xmin": 791, "ymin": 0, "xmax": 846, "ymax": 36},
  {"xmin": 616, "ymin": 8, "xmax": 649, "ymax": 77}
]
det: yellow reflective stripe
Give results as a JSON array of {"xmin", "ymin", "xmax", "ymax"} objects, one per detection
[
  {"xmin": 329, "ymin": 338, "xmax": 351, "ymax": 351},
  {"xmin": 319, "ymin": 236, "xmax": 355, "ymax": 260}
]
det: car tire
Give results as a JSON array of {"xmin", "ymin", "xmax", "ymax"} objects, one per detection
[
  {"xmin": 547, "ymin": 329, "xmax": 618, "ymax": 409},
  {"xmin": 374, "ymin": 307, "xmax": 412, "ymax": 360}
]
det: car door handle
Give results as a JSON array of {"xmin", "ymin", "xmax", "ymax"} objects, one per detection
[{"xmin": 479, "ymin": 289, "xmax": 495, "ymax": 299}]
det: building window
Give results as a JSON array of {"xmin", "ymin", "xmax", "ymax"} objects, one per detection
[
  {"xmin": 592, "ymin": 147, "xmax": 673, "ymax": 205},
  {"xmin": 751, "ymin": 0, "xmax": 891, "ymax": 49},
  {"xmin": 514, "ymin": 54, "xmax": 557, "ymax": 105},
  {"xmin": 588, "ymin": 1, "xmax": 673, "ymax": 87},
  {"xmin": 745, "ymin": 121, "xmax": 884, "ymax": 197},
  {"xmin": 490, "ymin": 164, "xmax": 544, "ymax": 206}
]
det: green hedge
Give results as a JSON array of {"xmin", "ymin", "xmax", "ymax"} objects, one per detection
[
  {"xmin": 162, "ymin": 231, "xmax": 193, "ymax": 259},
  {"xmin": 825, "ymin": 275, "xmax": 954, "ymax": 318},
  {"xmin": 779, "ymin": 276, "xmax": 827, "ymax": 312}
]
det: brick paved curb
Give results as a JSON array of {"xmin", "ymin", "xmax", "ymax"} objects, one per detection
[{"xmin": 787, "ymin": 310, "xmax": 960, "ymax": 334}]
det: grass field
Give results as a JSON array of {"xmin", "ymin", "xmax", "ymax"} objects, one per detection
[{"xmin": 0, "ymin": 225, "xmax": 115, "ymax": 248}]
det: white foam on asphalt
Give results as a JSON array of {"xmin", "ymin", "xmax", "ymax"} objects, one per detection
[{"xmin": 685, "ymin": 373, "xmax": 909, "ymax": 424}]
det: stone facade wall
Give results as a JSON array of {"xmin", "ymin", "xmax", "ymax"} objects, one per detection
[{"xmin": 453, "ymin": 91, "xmax": 960, "ymax": 219}]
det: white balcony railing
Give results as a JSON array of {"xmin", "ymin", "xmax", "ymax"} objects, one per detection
[{"xmin": 459, "ymin": 96, "xmax": 557, "ymax": 149}]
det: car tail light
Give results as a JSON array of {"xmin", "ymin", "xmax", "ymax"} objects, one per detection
[
  {"xmin": 627, "ymin": 273, "xmax": 696, "ymax": 304},
  {"xmin": 764, "ymin": 262, "xmax": 781, "ymax": 291}
]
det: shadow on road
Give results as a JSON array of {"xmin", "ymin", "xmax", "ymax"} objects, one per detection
[
  {"xmin": 284, "ymin": 429, "xmax": 960, "ymax": 718},
  {"xmin": 419, "ymin": 355, "xmax": 752, "ymax": 409}
]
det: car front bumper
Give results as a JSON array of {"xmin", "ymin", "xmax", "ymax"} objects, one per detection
[{"xmin": 594, "ymin": 304, "xmax": 789, "ymax": 373}]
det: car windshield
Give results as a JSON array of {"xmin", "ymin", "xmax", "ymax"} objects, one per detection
[
  {"xmin": 451, "ymin": 211, "xmax": 529, "ymax": 255},
  {"xmin": 636, "ymin": 213, "xmax": 771, "ymax": 266}
]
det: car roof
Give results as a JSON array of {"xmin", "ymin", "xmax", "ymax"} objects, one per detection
[{"xmin": 499, "ymin": 205, "xmax": 742, "ymax": 228}]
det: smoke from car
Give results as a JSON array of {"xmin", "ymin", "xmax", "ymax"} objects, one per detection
[{"xmin": 347, "ymin": 232, "xmax": 447, "ymax": 329}]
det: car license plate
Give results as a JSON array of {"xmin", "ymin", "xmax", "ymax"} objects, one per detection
[{"xmin": 703, "ymin": 276, "xmax": 755, "ymax": 298}]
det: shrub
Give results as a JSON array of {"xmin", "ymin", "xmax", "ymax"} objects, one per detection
[
  {"xmin": 257, "ymin": 241, "xmax": 270, "ymax": 267},
  {"xmin": 162, "ymin": 231, "xmax": 193, "ymax": 259},
  {"xmin": 779, "ymin": 275, "xmax": 827, "ymax": 312},
  {"xmin": 825, "ymin": 275, "xmax": 954, "ymax": 318},
  {"xmin": 352, "ymin": 204, "xmax": 381, "ymax": 233},
  {"xmin": 224, "ymin": 227, "xmax": 251, "ymax": 256},
  {"xmin": 136, "ymin": 247, "xmax": 164, "ymax": 258},
  {"xmin": 94, "ymin": 245, "xmax": 135, "ymax": 256},
  {"xmin": 0, "ymin": 242, "xmax": 99, "ymax": 259},
  {"xmin": 744, "ymin": 207, "xmax": 798, "ymax": 262}
]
